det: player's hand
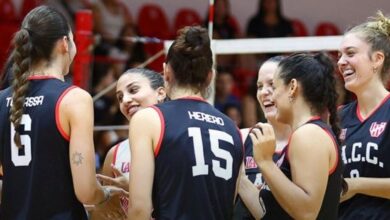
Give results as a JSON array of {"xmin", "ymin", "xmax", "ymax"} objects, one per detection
[
  {"xmin": 103, "ymin": 185, "xmax": 129, "ymax": 200},
  {"xmin": 97, "ymin": 164, "xmax": 129, "ymax": 191},
  {"xmin": 249, "ymin": 123, "xmax": 276, "ymax": 164}
]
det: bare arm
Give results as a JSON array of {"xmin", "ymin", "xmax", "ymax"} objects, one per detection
[
  {"xmin": 128, "ymin": 108, "xmax": 161, "ymax": 220},
  {"xmin": 96, "ymin": 146, "xmax": 129, "ymax": 191},
  {"xmin": 61, "ymin": 88, "xmax": 121, "ymax": 205},
  {"xmin": 101, "ymin": 147, "xmax": 116, "ymax": 178},
  {"xmin": 251, "ymin": 123, "xmax": 335, "ymax": 220},
  {"xmin": 238, "ymin": 172, "xmax": 263, "ymax": 220},
  {"xmin": 341, "ymin": 177, "xmax": 390, "ymax": 202}
]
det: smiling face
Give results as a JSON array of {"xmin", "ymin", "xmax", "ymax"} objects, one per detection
[
  {"xmin": 116, "ymin": 73, "xmax": 162, "ymax": 121},
  {"xmin": 256, "ymin": 61, "xmax": 279, "ymax": 121},
  {"xmin": 337, "ymin": 33, "xmax": 379, "ymax": 93}
]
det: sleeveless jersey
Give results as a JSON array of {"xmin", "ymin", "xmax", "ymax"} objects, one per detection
[
  {"xmin": 338, "ymin": 95, "xmax": 390, "ymax": 219},
  {"xmin": 234, "ymin": 134, "xmax": 283, "ymax": 220},
  {"xmin": 259, "ymin": 119, "xmax": 342, "ymax": 220},
  {"xmin": 0, "ymin": 77, "xmax": 87, "ymax": 220},
  {"xmin": 151, "ymin": 98, "xmax": 244, "ymax": 220},
  {"xmin": 112, "ymin": 139, "xmax": 131, "ymax": 214}
]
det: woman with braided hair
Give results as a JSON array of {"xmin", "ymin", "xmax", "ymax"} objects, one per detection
[
  {"xmin": 0, "ymin": 6, "xmax": 125, "ymax": 219},
  {"xmin": 337, "ymin": 11, "xmax": 390, "ymax": 219}
]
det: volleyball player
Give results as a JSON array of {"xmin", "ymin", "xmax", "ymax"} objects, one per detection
[
  {"xmin": 127, "ymin": 26, "xmax": 244, "ymax": 220},
  {"xmin": 234, "ymin": 56, "xmax": 291, "ymax": 220},
  {"xmin": 0, "ymin": 6, "xmax": 125, "ymax": 219},
  {"xmin": 337, "ymin": 11, "xmax": 390, "ymax": 219},
  {"xmin": 90, "ymin": 68, "xmax": 166, "ymax": 220}
]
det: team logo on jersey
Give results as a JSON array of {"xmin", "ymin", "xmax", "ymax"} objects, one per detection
[
  {"xmin": 369, "ymin": 122, "xmax": 387, "ymax": 138},
  {"xmin": 339, "ymin": 128, "xmax": 347, "ymax": 141},
  {"xmin": 245, "ymin": 156, "xmax": 258, "ymax": 169}
]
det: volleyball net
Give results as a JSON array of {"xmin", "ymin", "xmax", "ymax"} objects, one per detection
[{"xmin": 164, "ymin": 36, "xmax": 342, "ymax": 55}]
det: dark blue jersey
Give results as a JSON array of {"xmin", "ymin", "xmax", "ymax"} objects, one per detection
[
  {"xmin": 151, "ymin": 98, "xmax": 244, "ymax": 220},
  {"xmin": 0, "ymin": 77, "xmax": 87, "ymax": 220},
  {"xmin": 259, "ymin": 118, "xmax": 342, "ymax": 220},
  {"xmin": 338, "ymin": 95, "xmax": 390, "ymax": 220}
]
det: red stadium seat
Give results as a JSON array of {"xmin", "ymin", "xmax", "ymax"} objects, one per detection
[
  {"xmin": 173, "ymin": 8, "xmax": 201, "ymax": 33},
  {"xmin": 137, "ymin": 4, "xmax": 170, "ymax": 72},
  {"xmin": 137, "ymin": 4, "xmax": 170, "ymax": 39},
  {"xmin": 315, "ymin": 22, "xmax": 340, "ymax": 36},
  {"xmin": 21, "ymin": 0, "xmax": 42, "ymax": 18},
  {"xmin": 226, "ymin": 15, "xmax": 241, "ymax": 37},
  {"xmin": 314, "ymin": 22, "xmax": 341, "ymax": 59},
  {"xmin": 0, "ymin": 0, "xmax": 17, "ymax": 21},
  {"xmin": 0, "ymin": 0, "xmax": 17, "ymax": 69},
  {"xmin": 0, "ymin": 22, "xmax": 19, "ymax": 70},
  {"xmin": 291, "ymin": 19, "xmax": 309, "ymax": 37}
]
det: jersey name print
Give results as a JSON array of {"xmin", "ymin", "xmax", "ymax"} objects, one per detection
[{"xmin": 6, "ymin": 95, "xmax": 45, "ymax": 107}]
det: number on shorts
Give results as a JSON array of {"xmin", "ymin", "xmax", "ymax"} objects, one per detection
[
  {"xmin": 189, "ymin": 127, "xmax": 234, "ymax": 180},
  {"xmin": 11, "ymin": 114, "xmax": 32, "ymax": 166}
]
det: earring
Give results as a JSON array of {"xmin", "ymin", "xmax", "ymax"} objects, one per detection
[
  {"xmin": 288, "ymin": 95, "xmax": 294, "ymax": 103},
  {"xmin": 373, "ymin": 66, "xmax": 378, "ymax": 74}
]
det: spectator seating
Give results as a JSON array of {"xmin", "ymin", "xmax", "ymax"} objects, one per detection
[
  {"xmin": 173, "ymin": 8, "xmax": 201, "ymax": 34},
  {"xmin": 314, "ymin": 22, "xmax": 340, "ymax": 36},
  {"xmin": 137, "ymin": 4, "xmax": 170, "ymax": 72},
  {"xmin": 290, "ymin": 19, "xmax": 309, "ymax": 37}
]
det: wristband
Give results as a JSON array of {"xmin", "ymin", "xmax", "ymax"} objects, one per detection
[{"xmin": 97, "ymin": 187, "xmax": 110, "ymax": 205}]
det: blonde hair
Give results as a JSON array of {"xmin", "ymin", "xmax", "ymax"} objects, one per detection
[{"xmin": 348, "ymin": 11, "xmax": 390, "ymax": 83}]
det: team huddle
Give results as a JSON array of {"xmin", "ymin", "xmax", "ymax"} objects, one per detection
[{"xmin": 0, "ymin": 5, "xmax": 390, "ymax": 220}]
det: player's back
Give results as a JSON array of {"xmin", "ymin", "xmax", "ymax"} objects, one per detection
[
  {"xmin": 151, "ymin": 98, "xmax": 243, "ymax": 220},
  {"xmin": 0, "ymin": 77, "xmax": 87, "ymax": 220}
]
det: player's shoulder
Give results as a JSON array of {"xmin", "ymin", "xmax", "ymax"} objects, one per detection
[
  {"xmin": 338, "ymin": 100, "xmax": 357, "ymax": 119},
  {"xmin": 61, "ymin": 87, "xmax": 92, "ymax": 105}
]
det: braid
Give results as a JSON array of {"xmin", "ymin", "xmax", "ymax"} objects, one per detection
[
  {"xmin": 10, "ymin": 29, "xmax": 32, "ymax": 148},
  {"xmin": 313, "ymin": 52, "xmax": 349, "ymax": 193},
  {"xmin": 313, "ymin": 52, "xmax": 341, "ymax": 141},
  {"xmin": 327, "ymin": 91, "xmax": 340, "ymax": 143}
]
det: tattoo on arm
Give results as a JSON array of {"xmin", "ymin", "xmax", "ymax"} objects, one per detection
[{"xmin": 71, "ymin": 152, "xmax": 84, "ymax": 166}]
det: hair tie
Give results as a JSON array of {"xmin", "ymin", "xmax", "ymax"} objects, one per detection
[{"xmin": 22, "ymin": 27, "xmax": 31, "ymax": 33}]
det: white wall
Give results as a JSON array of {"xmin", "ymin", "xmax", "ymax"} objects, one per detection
[{"xmin": 126, "ymin": 0, "xmax": 390, "ymax": 36}]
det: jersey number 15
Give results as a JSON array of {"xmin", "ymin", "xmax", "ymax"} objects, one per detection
[{"xmin": 189, "ymin": 127, "xmax": 234, "ymax": 180}]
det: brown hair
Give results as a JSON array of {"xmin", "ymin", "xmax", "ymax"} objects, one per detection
[
  {"xmin": 10, "ymin": 6, "xmax": 70, "ymax": 147},
  {"xmin": 166, "ymin": 26, "xmax": 213, "ymax": 96}
]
